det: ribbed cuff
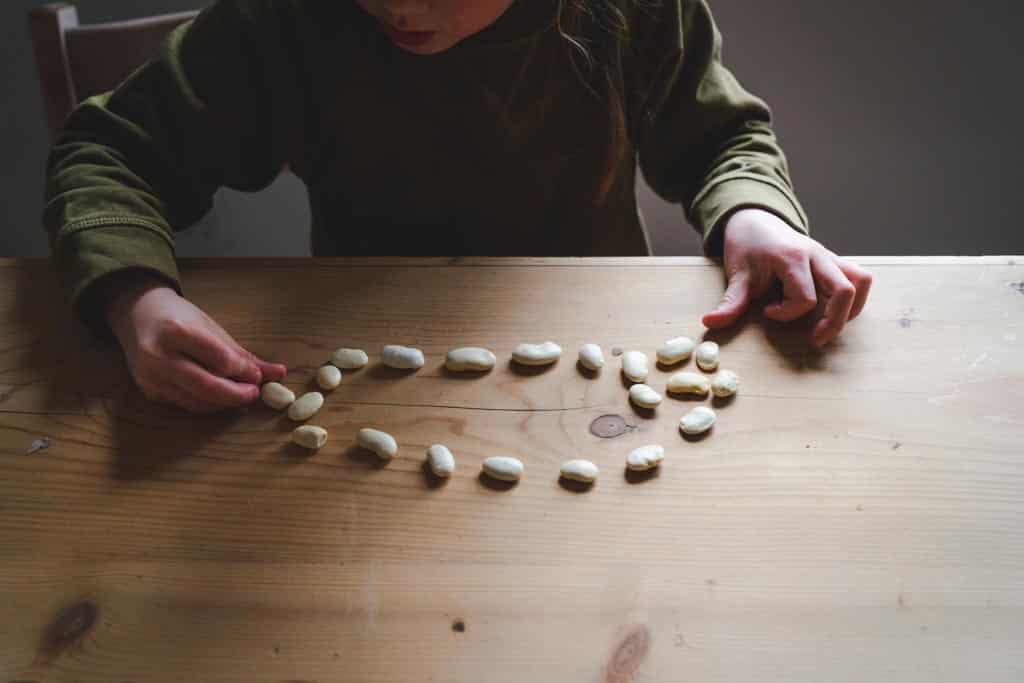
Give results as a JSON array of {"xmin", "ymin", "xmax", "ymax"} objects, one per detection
[{"xmin": 55, "ymin": 221, "xmax": 181, "ymax": 339}]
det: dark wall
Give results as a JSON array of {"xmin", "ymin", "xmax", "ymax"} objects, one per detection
[
  {"xmin": 643, "ymin": 0, "xmax": 1024, "ymax": 256},
  {"xmin": 3, "ymin": 1, "xmax": 1022, "ymax": 257}
]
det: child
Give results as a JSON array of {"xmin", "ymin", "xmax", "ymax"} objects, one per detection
[{"xmin": 45, "ymin": 0, "xmax": 872, "ymax": 414}]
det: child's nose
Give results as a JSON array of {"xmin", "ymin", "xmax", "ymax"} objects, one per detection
[{"xmin": 383, "ymin": 1, "xmax": 430, "ymax": 25}]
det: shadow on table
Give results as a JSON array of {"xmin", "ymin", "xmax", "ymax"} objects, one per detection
[
  {"xmin": 700, "ymin": 301, "xmax": 840, "ymax": 373},
  {"xmin": 5, "ymin": 263, "xmax": 126, "ymax": 416},
  {"xmin": 106, "ymin": 383, "xmax": 245, "ymax": 480},
  {"xmin": 11, "ymin": 264, "xmax": 272, "ymax": 480}
]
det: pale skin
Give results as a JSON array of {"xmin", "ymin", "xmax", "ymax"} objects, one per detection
[
  {"xmin": 352, "ymin": 0, "xmax": 516, "ymax": 55},
  {"xmin": 105, "ymin": 0, "xmax": 872, "ymax": 414}
]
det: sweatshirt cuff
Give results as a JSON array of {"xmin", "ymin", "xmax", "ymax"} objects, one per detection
[
  {"xmin": 691, "ymin": 175, "xmax": 810, "ymax": 258},
  {"xmin": 54, "ymin": 221, "xmax": 181, "ymax": 338}
]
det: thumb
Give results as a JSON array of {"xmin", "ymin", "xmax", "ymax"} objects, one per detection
[{"xmin": 702, "ymin": 271, "xmax": 752, "ymax": 329}]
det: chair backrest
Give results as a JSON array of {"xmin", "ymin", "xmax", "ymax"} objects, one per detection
[{"xmin": 29, "ymin": 3, "xmax": 198, "ymax": 141}]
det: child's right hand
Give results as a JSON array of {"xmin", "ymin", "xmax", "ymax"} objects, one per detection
[{"xmin": 106, "ymin": 275, "xmax": 286, "ymax": 413}]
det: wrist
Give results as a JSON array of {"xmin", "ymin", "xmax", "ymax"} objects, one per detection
[
  {"xmin": 103, "ymin": 271, "xmax": 176, "ymax": 336},
  {"xmin": 724, "ymin": 208, "xmax": 773, "ymax": 232}
]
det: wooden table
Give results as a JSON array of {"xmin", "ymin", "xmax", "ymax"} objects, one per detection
[{"xmin": 1, "ymin": 257, "xmax": 1022, "ymax": 682}]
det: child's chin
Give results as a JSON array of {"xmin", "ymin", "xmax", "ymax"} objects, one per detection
[{"xmin": 395, "ymin": 36, "xmax": 457, "ymax": 56}]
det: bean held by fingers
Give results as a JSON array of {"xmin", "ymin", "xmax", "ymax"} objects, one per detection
[{"xmin": 106, "ymin": 284, "xmax": 282, "ymax": 413}]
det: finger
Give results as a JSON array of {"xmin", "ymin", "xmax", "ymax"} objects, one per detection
[
  {"xmin": 702, "ymin": 271, "xmax": 752, "ymax": 329},
  {"xmin": 255, "ymin": 360, "xmax": 288, "ymax": 383},
  {"xmin": 810, "ymin": 253, "xmax": 856, "ymax": 347},
  {"xmin": 150, "ymin": 383, "xmax": 224, "ymax": 414},
  {"xmin": 221, "ymin": 336, "xmax": 288, "ymax": 384},
  {"xmin": 167, "ymin": 358, "xmax": 261, "ymax": 408},
  {"xmin": 763, "ymin": 254, "xmax": 817, "ymax": 322},
  {"xmin": 240, "ymin": 349, "xmax": 287, "ymax": 383},
  {"xmin": 165, "ymin": 323, "xmax": 262, "ymax": 383},
  {"xmin": 837, "ymin": 260, "xmax": 873, "ymax": 321}
]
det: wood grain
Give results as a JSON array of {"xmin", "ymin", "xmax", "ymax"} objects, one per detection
[{"xmin": 1, "ymin": 257, "xmax": 1022, "ymax": 682}]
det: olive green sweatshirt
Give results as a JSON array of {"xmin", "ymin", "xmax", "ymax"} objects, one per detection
[{"xmin": 44, "ymin": 0, "xmax": 808, "ymax": 330}]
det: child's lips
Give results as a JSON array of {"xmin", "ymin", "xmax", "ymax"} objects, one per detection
[{"xmin": 382, "ymin": 23, "xmax": 437, "ymax": 47}]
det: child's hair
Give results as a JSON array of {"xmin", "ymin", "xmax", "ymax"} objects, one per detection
[{"xmin": 555, "ymin": 0, "xmax": 638, "ymax": 204}]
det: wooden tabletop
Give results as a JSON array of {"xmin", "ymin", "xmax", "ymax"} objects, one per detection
[{"xmin": 1, "ymin": 256, "xmax": 1022, "ymax": 682}]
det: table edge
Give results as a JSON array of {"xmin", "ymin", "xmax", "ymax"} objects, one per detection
[{"xmin": 1, "ymin": 256, "xmax": 1021, "ymax": 269}]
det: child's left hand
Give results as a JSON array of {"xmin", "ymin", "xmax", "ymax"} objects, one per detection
[{"xmin": 702, "ymin": 209, "xmax": 873, "ymax": 347}]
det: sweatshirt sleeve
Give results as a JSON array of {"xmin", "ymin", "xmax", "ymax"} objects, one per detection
[
  {"xmin": 43, "ymin": 0, "xmax": 303, "ymax": 331},
  {"xmin": 630, "ymin": 0, "xmax": 809, "ymax": 255}
]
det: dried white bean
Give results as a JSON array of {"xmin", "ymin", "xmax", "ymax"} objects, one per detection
[
  {"xmin": 482, "ymin": 456, "xmax": 524, "ymax": 482},
  {"xmin": 680, "ymin": 406, "xmax": 716, "ymax": 435},
  {"xmin": 357, "ymin": 428, "xmax": 398, "ymax": 461},
  {"xmin": 666, "ymin": 372, "xmax": 711, "ymax": 396},
  {"xmin": 288, "ymin": 392, "xmax": 324, "ymax": 421},
  {"xmin": 261, "ymin": 382, "xmax": 295, "ymax": 410},
  {"xmin": 621, "ymin": 350, "xmax": 649, "ymax": 383},
  {"xmin": 512, "ymin": 341, "xmax": 562, "ymax": 366},
  {"xmin": 316, "ymin": 365, "xmax": 342, "ymax": 390},
  {"xmin": 427, "ymin": 444, "xmax": 456, "ymax": 478},
  {"xmin": 331, "ymin": 348, "xmax": 369, "ymax": 369},
  {"xmin": 626, "ymin": 444, "xmax": 665, "ymax": 471},
  {"xmin": 382, "ymin": 344, "xmax": 425, "ymax": 369},
  {"xmin": 578, "ymin": 343, "xmax": 605, "ymax": 371},
  {"xmin": 657, "ymin": 336, "xmax": 695, "ymax": 366},
  {"xmin": 292, "ymin": 425, "xmax": 328, "ymax": 450},
  {"xmin": 710, "ymin": 369, "xmax": 740, "ymax": 398},
  {"xmin": 695, "ymin": 341, "xmax": 720, "ymax": 372},
  {"xmin": 560, "ymin": 459, "xmax": 599, "ymax": 483},
  {"xmin": 446, "ymin": 347, "xmax": 497, "ymax": 372},
  {"xmin": 629, "ymin": 383, "xmax": 663, "ymax": 409}
]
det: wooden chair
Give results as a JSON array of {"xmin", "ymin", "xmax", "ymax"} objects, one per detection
[{"xmin": 29, "ymin": 3, "xmax": 199, "ymax": 141}]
